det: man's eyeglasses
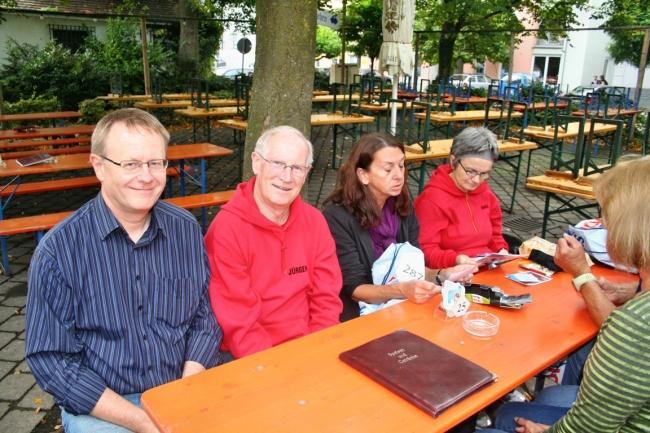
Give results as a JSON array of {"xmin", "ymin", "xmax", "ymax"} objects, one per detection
[
  {"xmin": 458, "ymin": 160, "xmax": 490, "ymax": 180},
  {"xmin": 101, "ymin": 156, "xmax": 169, "ymax": 173},
  {"xmin": 256, "ymin": 152, "xmax": 310, "ymax": 179}
]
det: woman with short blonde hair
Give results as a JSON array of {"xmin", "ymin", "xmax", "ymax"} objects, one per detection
[{"xmin": 481, "ymin": 156, "xmax": 650, "ymax": 433}]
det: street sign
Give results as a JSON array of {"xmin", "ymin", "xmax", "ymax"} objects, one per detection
[
  {"xmin": 237, "ymin": 37, "xmax": 252, "ymax": 55},
  {"xmin": 317, "ymin": 10, "xmax": 340, "ymax": 30}
]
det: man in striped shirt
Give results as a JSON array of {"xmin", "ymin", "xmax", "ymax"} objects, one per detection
[{"xmin": 25, "ymin": 109, "xmax": 223, "ymax": 433}]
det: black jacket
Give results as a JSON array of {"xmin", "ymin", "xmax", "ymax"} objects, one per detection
[{"xmin": 322, "ymin": 202, "xmax": 420, "ymax": 322}]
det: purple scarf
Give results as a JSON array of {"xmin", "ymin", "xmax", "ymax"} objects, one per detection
[{"xmin": 369, "ymin": 198, "xmax": 399, "ymax": 259}]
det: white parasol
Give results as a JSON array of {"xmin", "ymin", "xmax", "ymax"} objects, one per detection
[{"xmin": 378, "ymin": 0, "xmax": 415, "ymax": 134}]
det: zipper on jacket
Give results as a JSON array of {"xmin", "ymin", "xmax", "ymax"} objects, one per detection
[{"xmin": 465, "ymin": 194, "xmax": 479, "ymax": 233}]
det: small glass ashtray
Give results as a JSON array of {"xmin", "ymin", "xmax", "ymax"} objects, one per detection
[{"xmin": 463, "ymin": 311, "xmax": 500, "ymax": 337}]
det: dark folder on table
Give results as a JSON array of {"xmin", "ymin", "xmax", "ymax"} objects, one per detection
[{"xmin": 339, "ymin": 330, "xmax": 496, "ymax": 417}]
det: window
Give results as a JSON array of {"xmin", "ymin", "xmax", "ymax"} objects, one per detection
[
  {"xmin": 533, "ymin": 56, "xmax": 561, "ymax": 85},
  {"xmin": 49, "ymin": 25, "xmax": 94, "ymax": 52}
]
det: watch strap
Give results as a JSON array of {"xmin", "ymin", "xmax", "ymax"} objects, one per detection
[{"xmin": 572, "ymin": 272, "xmax": 597, "ymax": 291}]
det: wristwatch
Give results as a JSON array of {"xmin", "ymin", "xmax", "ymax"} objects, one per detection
[{"xmin": 572, "ymin": 273, "xmax": 597, "ymax": 291}]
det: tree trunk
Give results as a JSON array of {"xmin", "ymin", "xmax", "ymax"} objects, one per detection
[
  {"xmin": 437, "ymin": 21, "xmax": 458, "ymax": 81},
  {"xmin": 243, "ymin": 0, "xmax": 317, "ymax": 179},
  {"xmin": 177, "ymin": 0, "xmax": 200, "ymax": 76}
]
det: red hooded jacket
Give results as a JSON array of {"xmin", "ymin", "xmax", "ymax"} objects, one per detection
[
  {"xmin": 205, "ymin": 177, "xmax": 342, "ymax": 358},
  {"xmin": 414, "ymin": 164, "xmax": 508, "ymax": 268}
]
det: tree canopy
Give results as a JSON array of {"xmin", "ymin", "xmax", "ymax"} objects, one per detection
[
  {"xmin": 599, "ymin": 0, "xmax": 650, "ymax": 67},
  {"xmin": 415, "ymin": 0, "xmax": 590, "ymax": 80},
  {"xmin": 316, "ymin": 26, "xmax": 342, "ymax": 60},
  {"xmin": 340, "ymin": 0, "xmax": 383, "ymax": 71}
]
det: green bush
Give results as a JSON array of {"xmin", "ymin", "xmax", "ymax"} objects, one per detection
[
  {"xmin": 79, "ymin": 99, "xmax": 107, "ymax": 124},
  {"xmin": 1, "ymin": 95, "xmax": 59, "ymax": 114},
  {"xmin": 314, "ymin": 70, "xmax": 330, "ymax": 90},
  {"xmin": 0, "ymin": 41, "xmax": 106, "ymax": 109}
]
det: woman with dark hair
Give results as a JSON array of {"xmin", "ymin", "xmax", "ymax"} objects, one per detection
[
  {"xmin": 414, "ymin": 127, "xmax": 509, "ymax": 269},
  {"xmin": 323, "ymin": 132, "xmax": 476, "ymax": 322}
]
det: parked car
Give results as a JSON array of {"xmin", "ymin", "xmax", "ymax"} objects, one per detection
[
  {"xmin": 449, "ymin": 73, "xmax": 491, "ymax": 90},
  {"xmin": 219, "ymin": 68, "xmax": 253, "ymax": 79},
  {"xmin": 500, "ymin": 72, "xmax": 537, "ymax": 87},
  {"xmin": 565, "ymin": 85, "xmax": 634, "ymax": 108},
  {"xmin": 360, "ymin": 71, "xmax": 392, "ymax": 86}
]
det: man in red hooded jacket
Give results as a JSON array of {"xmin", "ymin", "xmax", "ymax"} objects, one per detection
[{"xmin": 205, "ymin": 126, "xmax": 343, "ymax": 359}]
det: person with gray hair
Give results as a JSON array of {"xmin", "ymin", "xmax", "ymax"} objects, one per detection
[
  {"xmin": 414, "ymin": 127, "xmax": 508, "ymax": 268},
  {"xmin": 205, "ymin": 125, "xmax": 342, "ymax": 359}
]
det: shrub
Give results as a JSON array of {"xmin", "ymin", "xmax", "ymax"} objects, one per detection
[
  {"xmin": 1, "ymin": 95, "xmax": 59, "ymax": 114},
  {"xmin": 78, "ymin": 99, "xmax": 107, "ymax": 124},
  {"xmin": 0, "ymin": 40, "xmax": 106, "ymax": 109}
]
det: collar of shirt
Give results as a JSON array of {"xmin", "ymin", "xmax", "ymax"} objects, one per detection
[{"xmin": 91, "ymin": 194, "xmax": 167, "ymax": 245}]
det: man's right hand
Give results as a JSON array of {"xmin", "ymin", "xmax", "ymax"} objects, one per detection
[{"xmin": 399, "ymin": 280, "xmax": 440, "ymax": 304}]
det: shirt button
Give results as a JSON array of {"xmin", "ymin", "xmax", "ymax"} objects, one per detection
[
  {"xmin": 148, "ymin": 365, "xmax": 153, "ymax": 372},
  {"xmin": 135, "ymin": 275, "xmax": 141, "ymax": 281},
  {"xmin": 138, "ymin": 305, "xmax": 144, "ymax": 312},
  {"xmin": 143, "ymin": 335, "xmax": 148, "ymax": 341}
]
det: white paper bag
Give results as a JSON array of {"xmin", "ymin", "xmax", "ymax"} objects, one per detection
[{"xmin": 360, "ymin": 242, "xmax": 425, "ymax": 315}]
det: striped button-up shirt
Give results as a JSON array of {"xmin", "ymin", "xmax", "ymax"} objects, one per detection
[{"xmin": 25, "ymin": 194, "xmax": 223, "ymax": 415}]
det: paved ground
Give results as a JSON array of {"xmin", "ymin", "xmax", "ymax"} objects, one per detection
[{"xmin": 0, "ymin": 115, "xmax": 642, "ymax": 432}]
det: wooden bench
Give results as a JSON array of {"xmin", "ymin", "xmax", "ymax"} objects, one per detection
[
  {"xmin": 526, "ymin": 171, "xmax": 598, "ymax": 237},
  {"xmin": 0, "ymin": 189, "xmax": 235, "ymax": 275},
  {"xmin": 1, "ymin": 145, "xmax": 91, "ymax": 160},
  {"xmin": 0, "ymin": 167, "xmax": 182, "ymax": 198},
  {"xmin": 0, "ymin": 136, "xmax": 91, "ymax": 150}
]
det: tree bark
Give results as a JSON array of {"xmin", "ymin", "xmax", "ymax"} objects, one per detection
[
  {"xmin": 243, "ymin": 0, "xmax": 317, "ymax": 179},
  {"xmin": 437, "ymin": 21, "xmax": 458, "ymax": 81},
  {"xmin": 177, "ymin": 0, "xmax": 200, "ymax": 75}
]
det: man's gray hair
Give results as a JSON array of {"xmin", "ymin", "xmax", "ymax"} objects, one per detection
[
  {"xmin": 91, "ymin": 108, "xmax": 170, "ymax": 156},
  {"xmin": 255, "ymin": 125, "xmax": 314, "ymax": 165},
  {"xmin": 449, "ymin": 127, "xmax": 498, "ymax": 166}
]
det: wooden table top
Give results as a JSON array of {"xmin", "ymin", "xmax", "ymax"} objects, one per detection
[
  {"xmin": 524, "ymin": 121, "xmax": 618, "ymax": 140},
  {"xmin": 570, "ymin": 108, "xmax": 644, "ymax": 118},
  {"xmin": 0, "ymin": 111, "xmax": 81, "ymax": 123},
  {"xmin": 216, "ymin": 113, "xmax": 375, "ymax": 131},
  {"xmin": 513, "ymin": 102, "xmax": 569, "ymax": 112},
  {"xmin": 97, "ymin": 94, "xmax": 151, "ymax": 102},
  {"xmin": 415, "ymin": 109, "xmax": 523, "ymax": 123},
  {"xmin": 312, "ymin": 94, "xmax": 361, "ymax": 103},
  {"xmin": 135, "ymin": 100, "xmax": 193, "ymax": 110},
  {"xmin": 174, "ymin": 107, "xmax": 239, "ymax": 119},
  {"xmin": 444, "ymin": 95, "xmax": 488, "ymax": 104},
  {"xmin": 0, "ymin": 143, "xmax": 232, "ymax": 178},
  {"xmin": 0, "ymin": 124, "xmax": 95, "ymax": 141},
  {"xmin": 526, "ymin": 173, "xmax": 597, "ymax": 200},
  {"xmin": 405, "ymin": 138, "xmax": 537, "ymax": 163},
  {"xmin": 141, "ymin": 260, "xmax": 637, "ymax": 433}
]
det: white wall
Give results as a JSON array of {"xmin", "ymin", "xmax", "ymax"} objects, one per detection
[
  {"xmin": 0, "ymin": 13, "xmax": 106, "ymax": 64},
  {"xmin": 556, "ymin": 1, "xmax": 611, "ymax": 91},
  {"xmin": 214, "ymin": 29, "xmax": 256, "ymax": 74}
]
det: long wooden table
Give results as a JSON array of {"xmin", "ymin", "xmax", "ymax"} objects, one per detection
[
  {"xmin": 0, "ymin": 111, "xmax": 81, "ymax": 128},
  {"xmin": 141, "ymin": 260, "xmax": 637, "ymax": 433},
  {"xmin": 526, "ymin": 172, "xmax": 598, "ymax": 237},
  {"xmin": 0, "ymin": 124, "xmax": 95, "ymax": 142},
  {"xmin": 405, "ymin": 138, "xmax": 538, "ymax": 211},
  {"xmin": 216, "ymin": 113, "xmax": 375, "ymax": 169},
  {"xmin": 415, "ymin": 109, "xmax": 523, "ymax": 124},
  {"xmin": 174, "ymin": 107, "xmax": 241, "ymax": 142},
  {"xmin": 0, "ymin": 143, "xmax": 233, "ymax": 274},
  {"xmin": 523, "ymin": 121, "xmax": 618, "ymax": 141}
]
